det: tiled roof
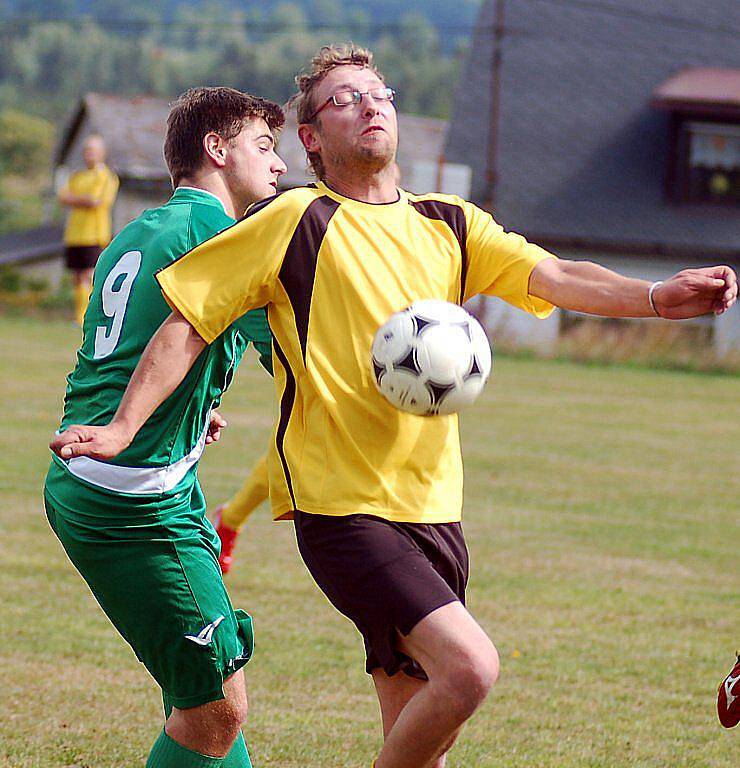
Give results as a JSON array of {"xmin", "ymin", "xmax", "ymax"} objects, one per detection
[
  {"xmin": 445, "ymin": 0, "xmax": 740, "ymax": 257},
  {"xmin": 56, "ymin": 94, "xmax": 170, "ymax": 180}
]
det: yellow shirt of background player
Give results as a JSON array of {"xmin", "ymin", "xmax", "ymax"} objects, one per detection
[
  {"xmin": 157, "ymin": 182, "xmax": 556, "ymax": 525},
  {"xmin": 61, "ymin": 163, "xmax": 119, "ymax": 247}
]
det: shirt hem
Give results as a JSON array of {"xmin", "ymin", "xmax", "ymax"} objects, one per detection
[{"xmin": 271, "ymin": 503, "xmax": 462, "ymax": 525}]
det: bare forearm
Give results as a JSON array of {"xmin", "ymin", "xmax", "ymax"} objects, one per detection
[
  {"xmin": 111, "ymin": 311, "xmax": 206, "ymax": 441},
  {"xmin": 530, "ymin": 260, "xmax": 653, "ymax": 317}
]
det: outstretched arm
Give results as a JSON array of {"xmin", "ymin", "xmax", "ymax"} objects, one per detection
[
  {"xmin": 50, "ymin": 309, "xmax": 207, "ymax": 460},
  {"xmin": 528, "ymin": 259, "xmax": 737, "ymax": 319}
]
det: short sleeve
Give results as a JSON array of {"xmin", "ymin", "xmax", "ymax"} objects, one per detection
[
  {"xmin": 462, "ymin": 200, "xmax": 557, "ymax": 318},
  {"xmin": 156, "ymin": 192, "xmax": 310, "ymax": 343}
]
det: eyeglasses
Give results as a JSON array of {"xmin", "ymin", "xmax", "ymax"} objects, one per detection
[{"xmin": 307, "ymin": 87, "xmax": 396, "ymax": 122}]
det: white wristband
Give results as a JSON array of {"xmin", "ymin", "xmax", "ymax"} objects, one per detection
[{"xmin": 648, "ymin": 281, "xmax": 663, "ymax": 317}]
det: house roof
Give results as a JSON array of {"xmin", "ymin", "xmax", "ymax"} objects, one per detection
[
  {"xmin": 652, "ymin": 67, "xmax": 740, "ymax": 117},
  {"xmin": 445, "ymin": 0, "xmax": 740, "ymax": 258},
  {"xmin": 56, "ymin": 94, "xmax": 447, "ymax": 189},
  {"xmin": 55, "ymin": 93, "xmax": 171, "ymax": 181},
  {"xmin": 0, "ymin": 224, "xmax": 64, "ymax": 266}
]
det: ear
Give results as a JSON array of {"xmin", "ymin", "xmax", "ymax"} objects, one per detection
[
  {"xmin": 298, "ymin": 123, "xmax": 321, "ymax": 154},
  {"xmin": 203, "ymin": 132, "xmax": 228, "ymax": 169}
]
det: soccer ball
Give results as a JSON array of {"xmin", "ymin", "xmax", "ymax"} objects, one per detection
[{"xmin": 371, "ymin": 299, "xmax": 492, "ymax": 416}]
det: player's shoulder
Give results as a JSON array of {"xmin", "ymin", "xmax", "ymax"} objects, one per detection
[
  {"xmin": 99, "ymin": 201, "xmax": 194, "ymax": 268},
  {"xmin": 187, "ymin": 198, "xmax": 235, "ymax": 233},
  {"xmin": 405, "ymin": 190, "xmax": 494, "ymax": 230},
  {"xmin": 241, "ymin": 185, "xmax": 322, "ymax": 222},
  {"xmin": 405, "ymin": 190, "xmax": 468, "ymax": 209}
]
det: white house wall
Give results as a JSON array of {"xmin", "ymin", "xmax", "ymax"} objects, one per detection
[{"xmin": 473, "ymin": 250, "xmax": 739, "ymax": 357}]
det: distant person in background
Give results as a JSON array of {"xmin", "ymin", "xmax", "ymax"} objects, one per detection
[{"xmin": 58, "ymin": 134, "xmax": 119, "ymax": 325}]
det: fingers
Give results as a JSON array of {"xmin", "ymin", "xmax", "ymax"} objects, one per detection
[
  {"xmin": 59, "ymin": 441, "xmax": 96, "ymax": 460},
  {"xmin": 50, "ymin": 426, "xmax": 87, "ymax": 457},
  {"xmin": 49, "ymin": 425, "xmax": 127, "ymax": 460},
  {"xmin": 206, "ymin": 411, "xmax": 228, "ymax": 445},
  {"xmin": 206, "ymin": 430, "xmax": 221, "ymax": 444}
]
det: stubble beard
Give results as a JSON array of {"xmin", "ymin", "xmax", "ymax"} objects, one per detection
[{"xmin": 326, "ymin": 137, "xmax": 396, "ymax": 177}]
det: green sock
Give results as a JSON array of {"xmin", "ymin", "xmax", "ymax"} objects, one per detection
[
  {"xmin": 146, "ymin": 729, "xmax": 224, "ymax": 768},
  {"xmin": 222, "ymin": 732, "xmax": 252, "ymax": 768}
]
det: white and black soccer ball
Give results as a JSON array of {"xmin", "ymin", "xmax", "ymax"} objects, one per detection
[{"xmin": 371, "ymin": 299, "xmax": 492, "ymax": 416}]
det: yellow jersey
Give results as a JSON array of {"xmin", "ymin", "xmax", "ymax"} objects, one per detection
[
  {"xmin": 157, "ymin": 182, "xmax": 556, "ymax": 523},
  {"xmin": 61, "ymin": 163, "xmax": 119, "ymax": 247}
]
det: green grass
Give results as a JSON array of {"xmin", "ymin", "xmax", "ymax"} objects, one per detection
[{"xmin": 0, "ymin": 314, "xmax": 738, "ymax": 767}]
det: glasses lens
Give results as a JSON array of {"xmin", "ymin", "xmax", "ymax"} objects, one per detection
[
  {"xmin": 371, "ymin": 88, "xmax": 394, "ymax": 101},
  {"xmin": 333, "ymin": 91, "xmax": 357, "ymax": 106}
]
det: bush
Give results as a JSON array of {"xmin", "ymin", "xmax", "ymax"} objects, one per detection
[{"xmin": 0, "ymin": 109, "xmax": 54, "ymax": 178}]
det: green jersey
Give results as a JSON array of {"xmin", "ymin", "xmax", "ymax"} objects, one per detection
[{"xmin": 51, "ymin": 186, "xmax": 272, "ymax": 500}]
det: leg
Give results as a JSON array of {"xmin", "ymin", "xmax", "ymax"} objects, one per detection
[
  {"xmin": 219, "ymin": 454, "xmax": 269, "ymax": 531},
  {"xmin": 43, "ymin": 480, "xmax": 255, "ymax": 767},
  {"xmin": 375, "ymin": 602, "xmax": 499, "ymax": 768},
  {"xmin": 293, "ymin": 512, "xmax": 489, "ymax": 768},
  {"xmin": 72, "ymin": 266, "xmax": 94, "ymax": 325},
  {"xmin": 214, "ymin": 454, "xmax": 269, "ymax": 573},
  {"xmin": 373, "ymin": 670, "xmax": 458, "ymax": 768},
  {"xmin": 164, "ymin": 668, "xmax": 248, "ymax": 757}
]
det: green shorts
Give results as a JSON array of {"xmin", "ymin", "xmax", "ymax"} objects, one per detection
[{"xmin": 43, "ymin": 461, "xmax": 254, "ymax": 709}]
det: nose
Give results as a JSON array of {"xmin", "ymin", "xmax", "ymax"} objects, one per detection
[
  {"xmin": 273, "ymin": 152, "xmax": 287, "ymax": 176},
  {"xmin": 361, "ymin": 95, "xmax": 381, "ymax": 118}
]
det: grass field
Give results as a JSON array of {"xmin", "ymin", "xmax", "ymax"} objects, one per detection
[{"xmin": 0, "ymin": 314, "xmax": 738, "ymax": 768}]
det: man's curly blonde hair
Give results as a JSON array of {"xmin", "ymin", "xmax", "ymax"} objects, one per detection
[{"xmin": 289, "ymin": 43, "xmax": 385, "ymax": 180}]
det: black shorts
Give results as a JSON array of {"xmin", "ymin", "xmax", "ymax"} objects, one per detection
[
  {"xmin": 293, "ymin": 511, "xmax": 469, "ymax": 679},
  {"xmin": 65, "ymin": 245, "xmax": 102, "ymax": 271}
]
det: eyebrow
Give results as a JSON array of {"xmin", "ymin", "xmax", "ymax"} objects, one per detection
[
  {"xmin": 255, "ymin": 133, "xmax": 275, "ymax": 146},
  {"xmin": 330, "ymin": 82, "xmax": 378, "ymax": 92}
]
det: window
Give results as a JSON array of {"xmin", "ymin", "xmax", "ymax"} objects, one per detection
[{"xmin": 680, "ymin": 122, "xmax": 740, "ymax": 204}]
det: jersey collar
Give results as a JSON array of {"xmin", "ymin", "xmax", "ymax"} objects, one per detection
[
  {"xmin": 171, "ymin": 186, "xmax": 228, "ymax": 214},
  {"xmin": 315, "ymin": 180, "xmax": 406, "ymax": 210}
]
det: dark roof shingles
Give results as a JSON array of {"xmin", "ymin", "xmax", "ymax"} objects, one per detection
[{"xmin": 445, "ymin": 0, "xmax": 740, "ymax": 255}]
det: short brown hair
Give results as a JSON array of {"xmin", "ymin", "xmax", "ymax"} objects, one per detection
[
  {"xmin": 289, "ymin": 43, "xmax": 384, "ymax": 179},
  {"xmin": 164, "ymin": 87, "xmax": 285, "ymax": 186}
]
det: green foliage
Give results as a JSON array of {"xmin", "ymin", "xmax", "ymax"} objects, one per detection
[
  {"xmin": 0, "ymin": 108, "xmax": 54, "ymax": 176},
  {"xmin": 0, "ymin": 2, "xmax": 471, "ymax": 123},
  {"xmin": 0, "ymin": 266, "xmax": 23, "ymax": 292}
]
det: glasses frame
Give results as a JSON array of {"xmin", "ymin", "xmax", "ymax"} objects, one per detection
[{"xmin": 307, "ymin": 87, "xmax": 396, "ymax": 123}]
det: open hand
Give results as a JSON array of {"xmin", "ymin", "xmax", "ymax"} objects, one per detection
[
  {"xmin": 654, "ymin": 266, "xmax": 737, "ymax": 319},
  {"xmin": 50, "ymin": 423, "xmax": 132, "ymax": 461}
]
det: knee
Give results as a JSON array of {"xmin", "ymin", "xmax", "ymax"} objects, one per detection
[
  {"xmin": 230, "ymin": 692, "xmax": 249, "ymax": 727},
  {"xmin": 439, "ymin": 640, "xmax": 500, "ymax": 717},
  {"xmin": 167, "ymin": 692, "xmax": 248, "ymax": 755},
  {"xmin": 215, "ymin": 690, "xmax": 249, "ymax": 737}
]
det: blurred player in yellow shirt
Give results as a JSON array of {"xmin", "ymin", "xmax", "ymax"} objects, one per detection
[
  {"xmin": 58, "ymin": 135, "xmax": 119, "ymax": 324},
  {"xmin": 212, "ymin": 453, "xmax": 269, "ymax": 574}
]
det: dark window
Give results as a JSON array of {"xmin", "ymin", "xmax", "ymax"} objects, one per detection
[{"xmin": 678, "ymin": 121, "xmax": 740, "ymax": 204}]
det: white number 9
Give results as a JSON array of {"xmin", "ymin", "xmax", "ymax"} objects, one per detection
[{"xmin": 93, "ymin": 250, "xmax": 142, "ymax": 359}]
